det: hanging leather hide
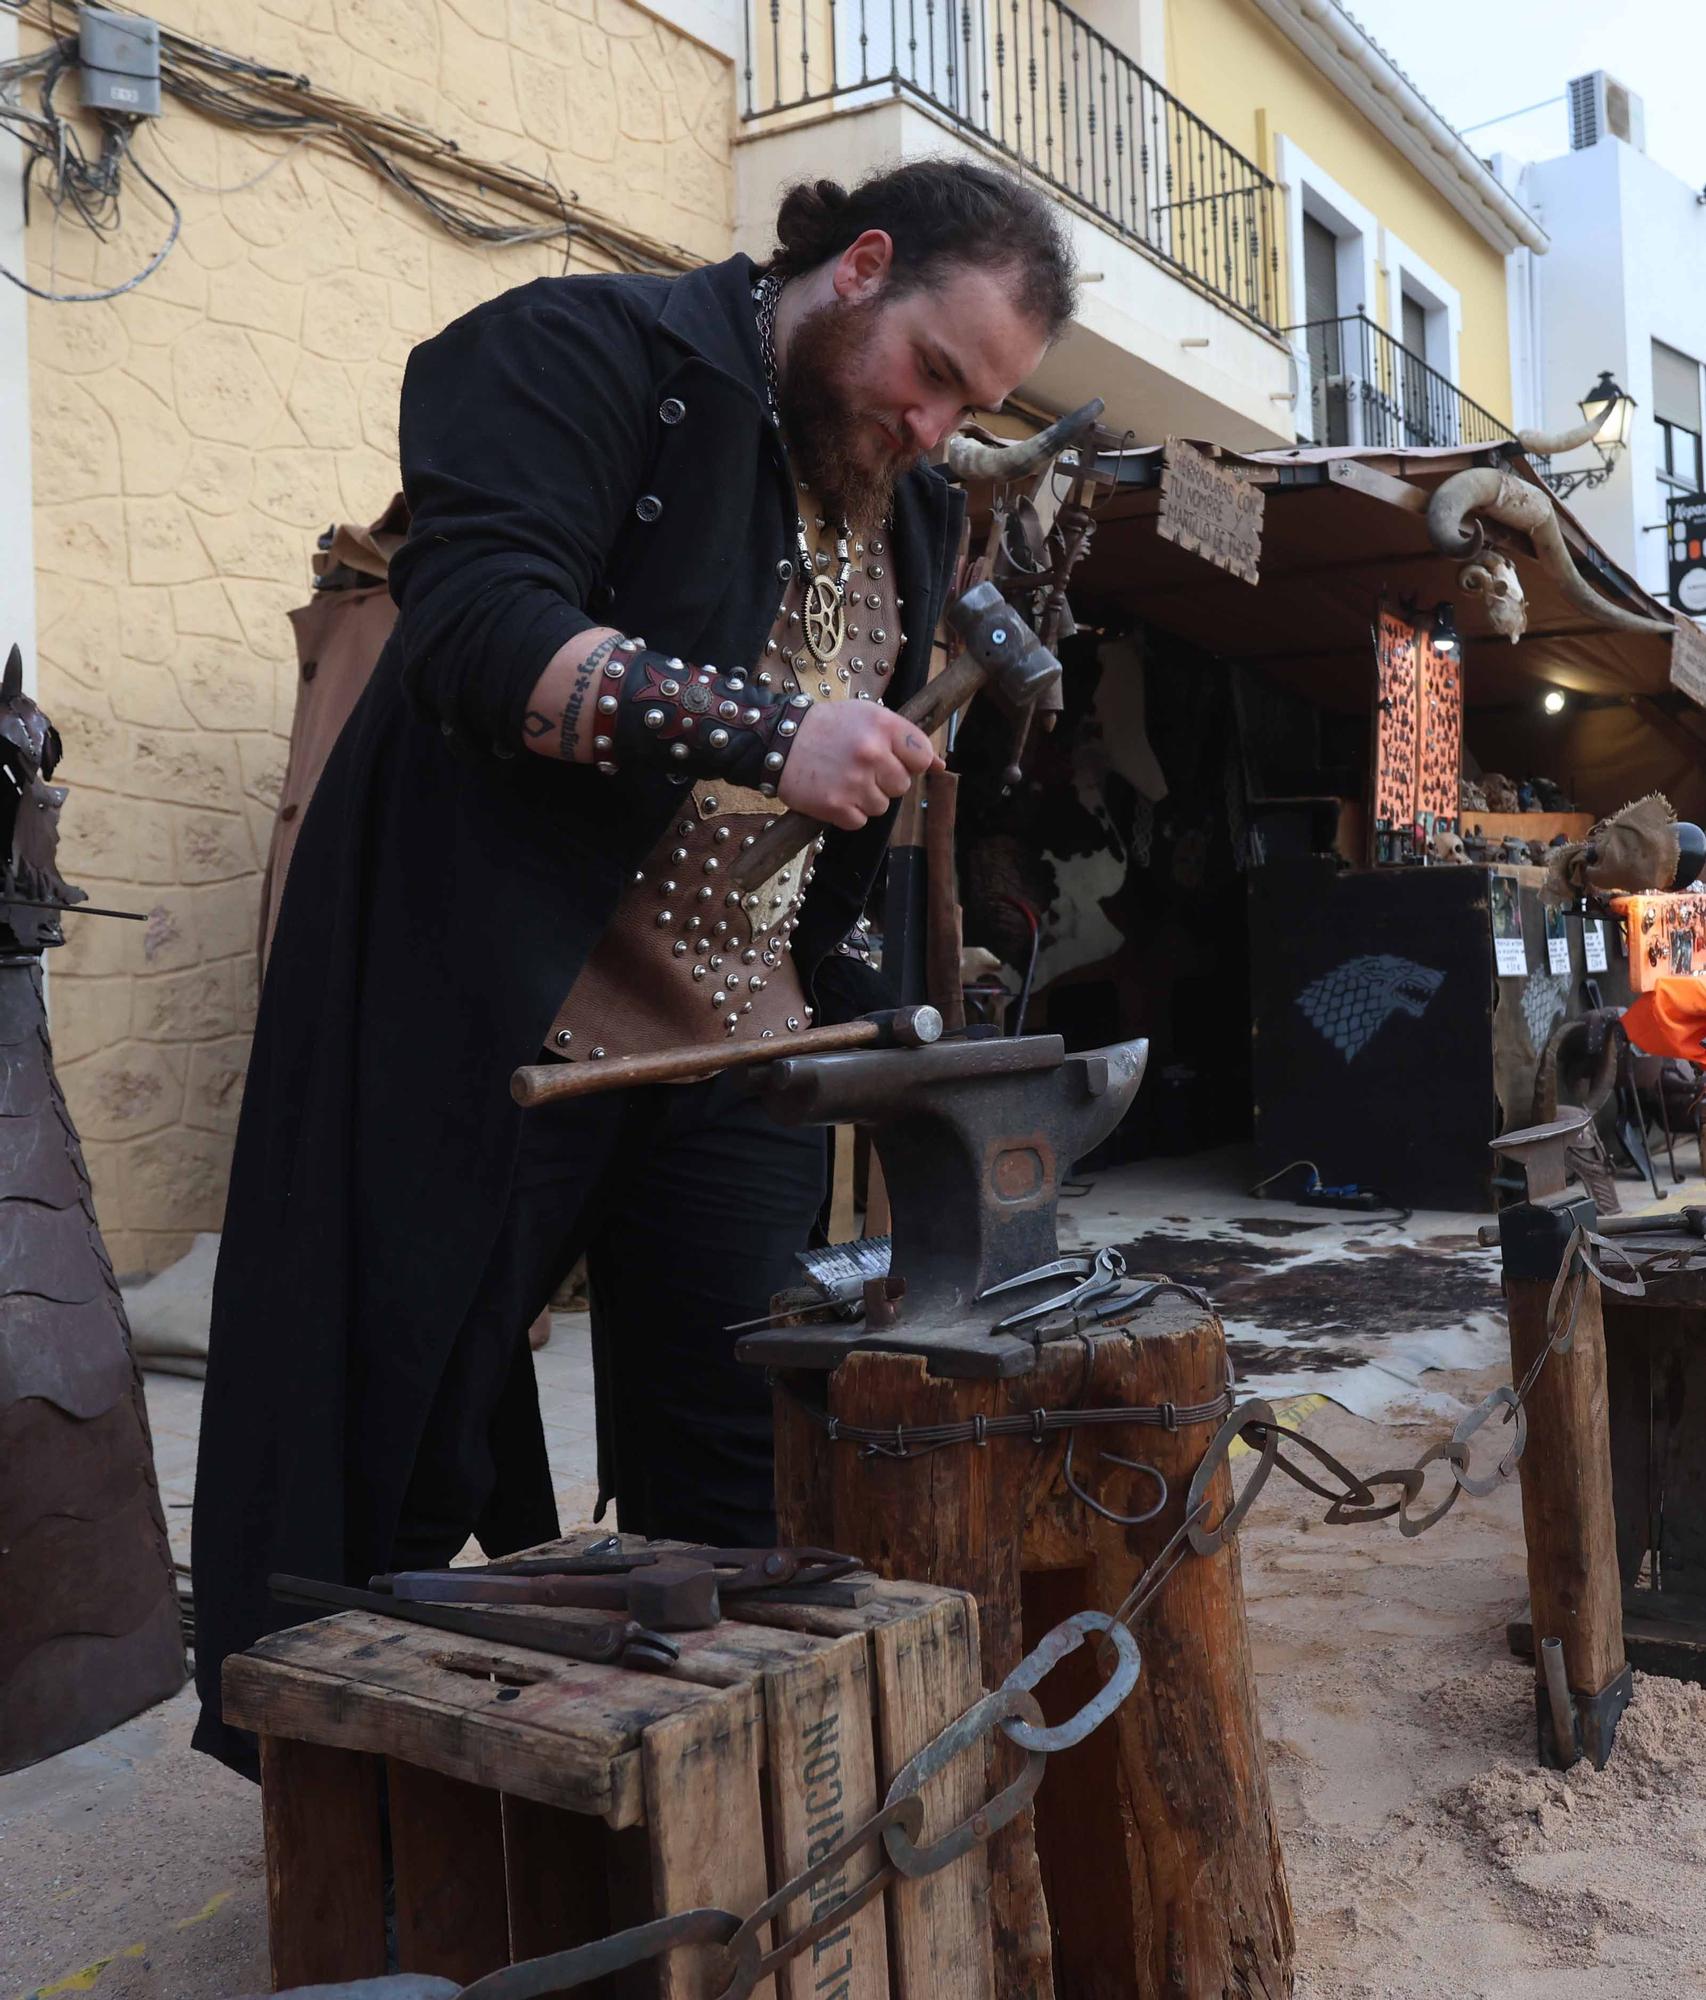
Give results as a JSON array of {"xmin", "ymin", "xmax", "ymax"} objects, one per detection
[{"xmin": 0, "ymin": 651, "xmax": 185, "ymax": 1773}]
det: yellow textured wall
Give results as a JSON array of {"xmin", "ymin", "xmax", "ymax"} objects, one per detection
[
  {"xmin": 24, "ymin": 0, "xmax": 733, "ymax": 1275},
  {"xmin": 1163, "ymin": 0, "xmax": 1513, "ymax": 423}
]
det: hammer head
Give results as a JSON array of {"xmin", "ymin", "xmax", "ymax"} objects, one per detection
[
  {"xmin": 628, "ymin": 1561, "xmax": 721, "ymax": 1630},
  {"xmin": 946, "ymin": 581, "xmax": 1062, "ymax": 712},
  {"xmin": 864, "ymin": 1004, "xmax": 944, "ymax": 1048}
]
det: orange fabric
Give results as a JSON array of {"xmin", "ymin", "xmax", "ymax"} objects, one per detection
[{"xmin": 1622, "ymin": 978, "xmax": 1706, "ymax": 1064}]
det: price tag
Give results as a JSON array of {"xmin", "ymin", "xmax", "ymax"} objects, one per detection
[
  {"xmin": 1490, "ymin": 874, "xmax": 1528, "ymax": 976},
  {"xmin": 1585, "ymin": 921, "xmax": 1608, "ymax": 973}
]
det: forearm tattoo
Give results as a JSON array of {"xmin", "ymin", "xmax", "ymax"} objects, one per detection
[{"xmin": 524, "ymin": 633, "xmax": 627, "ymax": 761}]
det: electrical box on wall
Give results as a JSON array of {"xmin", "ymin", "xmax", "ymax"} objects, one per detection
[{"xmin": 78, "ymin": 7, "xmax": 162, "ymax": 118}]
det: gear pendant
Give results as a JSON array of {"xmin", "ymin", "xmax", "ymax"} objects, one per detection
[{"xmin": 803, "ymin": 575, "xmax": 846, "ymax": 663}]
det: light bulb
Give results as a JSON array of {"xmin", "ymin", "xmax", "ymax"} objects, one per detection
[{"xmin": 1543, "ymin": 688, "xmax": 1566, "ymax": 715}]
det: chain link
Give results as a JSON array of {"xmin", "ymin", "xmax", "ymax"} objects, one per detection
[{"xmin": 452, "ymin": 1225, "xmax": 1628, "ymax": 2000}]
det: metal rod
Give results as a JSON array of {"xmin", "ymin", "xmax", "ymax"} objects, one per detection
[
  {"xmin": 0, "ymin": 894, "xmax": 144, "ymax": 921},
  {"xmin": 1540, "ymin": 1637, "xmax": 1579, "ymax": 1767}
]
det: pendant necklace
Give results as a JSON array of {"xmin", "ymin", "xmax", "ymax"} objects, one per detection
[{"xmin": 754, "ymin": 273, "xmax": 852, "ymax": 665}]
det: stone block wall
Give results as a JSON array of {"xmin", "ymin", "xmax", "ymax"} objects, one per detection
[{"xmin": 23, "ymin": 0, "xmax": 733, "ymax": 1274}]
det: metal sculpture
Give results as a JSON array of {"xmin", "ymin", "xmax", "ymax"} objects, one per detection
[{"xmin": 0, "ymin": 642, "xmax": 185, "ymax": 1773}]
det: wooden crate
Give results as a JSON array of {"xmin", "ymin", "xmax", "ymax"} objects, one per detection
[{"xmin": 222, "ymin": 1533, "xmax": 992, "ymax": 1998}]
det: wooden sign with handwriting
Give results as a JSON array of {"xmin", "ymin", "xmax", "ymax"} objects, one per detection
[{"xmin": 1157, "ymin": 438, "xmax": 1264, "ymax": 584}]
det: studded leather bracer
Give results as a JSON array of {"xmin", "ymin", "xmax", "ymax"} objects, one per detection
[{"xmin": 592, "ymin": 640, "xmax": 813, "ymax": 797}]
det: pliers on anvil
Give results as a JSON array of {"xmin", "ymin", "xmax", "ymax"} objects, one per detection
[{"xmin": 980, "ymin": 1245, "xmax": 1128, "ymax": 1333}]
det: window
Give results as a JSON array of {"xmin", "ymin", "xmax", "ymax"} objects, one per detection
[
  {"xmin": 1654, "ymin": 339, "xmax": 1703, "ymax": 497},
  {"xmin": 1302, "ymin": 214, "xmax": 1339, "ymax": 324},
  {"xmin": 1301, "ymin": 214, "xmax": 1346, "ymax": 443},
  {"xmin": 1277, "ymin": 138, "xmax": 1378, "ymax": 448},
  {"xmin": 1398, "ymin": 289, "xmax": 1434, "ymax": 445}
]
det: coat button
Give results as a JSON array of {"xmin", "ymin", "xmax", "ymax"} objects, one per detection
[
  {"xmin": 301, "ymin": 657, "xmax": 318, "ymax": 681},
  {"xmin": 777, "ymin": 558, "xmax": 794, "ymax": 582},
  {"xmin": 636, "ymin": 494, "xmax": 664, "ymax": 522},
  {"xmin": 659, "ymin": 397, "xmax": 686, "ymax": 425},
  {"xmin": 280, "ymin": 802, "xmax": 299, "ymax": 822}
]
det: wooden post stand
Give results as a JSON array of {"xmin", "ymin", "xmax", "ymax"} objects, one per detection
[
  {"xmin": 1492, "ymin": 1115, "xmax": 1633, "ymax": 1769},
  {"xmin": 1504, "ymin": 1247, "xmax": 1631, "ymax": 1765},
  {"xmin": 773, "ymin": 1296, "xmax": 1295, "ymax": 2000}
]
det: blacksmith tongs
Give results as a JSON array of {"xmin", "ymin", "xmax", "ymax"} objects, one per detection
[
  {"xmin": 980, "ymin": 1245, "xmax": 1128, "ymax": 1333},
  {"xmin": 370, "ymin": 1546, "xmax": 863, "ymax": 1632},
  {"xmin": 269, "ymin": 1573, "xmax": 682, "ymax": 1671}
]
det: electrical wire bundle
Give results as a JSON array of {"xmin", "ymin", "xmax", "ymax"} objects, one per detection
[
  {"xmin": 0, "ymin": 0, "xmax": 697, "ymax": 304},
  {"xmin": 0, "ymin": 23, "xmax": 180, "ymax": 299}
]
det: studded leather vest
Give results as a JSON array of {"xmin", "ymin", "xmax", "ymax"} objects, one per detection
[{"xmin": 544, "ymin": 483, "xmax": 904, "ymax": 1061}]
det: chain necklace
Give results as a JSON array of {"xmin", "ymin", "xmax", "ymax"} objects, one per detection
[{"xmin": 753, "ymin": 272, "xmax": 852, "ymax": 665}]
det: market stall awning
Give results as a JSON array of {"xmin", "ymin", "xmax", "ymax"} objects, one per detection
[{"xmin": 1067, "ymin": 440, "xmax": 1706, "ymax": 819}]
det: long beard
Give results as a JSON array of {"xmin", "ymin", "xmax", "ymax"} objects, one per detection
[{"xmin": 778, "ymin": 294, "xmax": 918, "ymax": 533}]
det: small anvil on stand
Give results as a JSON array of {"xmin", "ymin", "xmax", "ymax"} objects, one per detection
[{"xmin": 736, "ymin": 1027, "xmax": 1294, "ymax": 2000}]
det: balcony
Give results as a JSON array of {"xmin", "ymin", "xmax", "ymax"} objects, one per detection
[
  {"xmin": 740, "ymin": 0, "xmax": 1281, "ymax": 335},
  {"xmin": 1287, "ymin": 313, "xmax": 1512, "ymax": 452}
]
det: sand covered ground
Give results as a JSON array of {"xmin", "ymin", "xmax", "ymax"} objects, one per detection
[
  {"xmin": 8, "ymin": 1164, "xmax": 1706, "ymax": 1998},
  {"xmin": 1243, "ymin": 1376, "xmax": 1706, "ymax": 2000}
]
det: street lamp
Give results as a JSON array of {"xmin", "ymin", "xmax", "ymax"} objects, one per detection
[{"xmin": 1521, "ymin": 371, "xmax": 1636, "ymax": 500}]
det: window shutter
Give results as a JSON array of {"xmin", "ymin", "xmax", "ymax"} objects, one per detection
[
  {"xmin": 1653, "ymin": 341, "xmax": 1701, "ymax": 433},
  {"xmin": 1303, "ymin": 215, "xmax": 1338, "ymax": 325}
]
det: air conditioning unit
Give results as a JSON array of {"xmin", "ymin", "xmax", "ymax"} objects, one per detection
[{"xmin": 1567, "ymin": 71, "xmax": 1645, "ymax": 153}]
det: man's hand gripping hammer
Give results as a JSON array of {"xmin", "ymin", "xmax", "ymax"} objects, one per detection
[{"xmin": 725, "ymin": 581, "xmax": 1062, "ymax": 896}]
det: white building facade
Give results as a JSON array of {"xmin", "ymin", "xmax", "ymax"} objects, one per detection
[{"xmin": 1503, "ymin": 75, "xmax": 1706, "ymax": 612}]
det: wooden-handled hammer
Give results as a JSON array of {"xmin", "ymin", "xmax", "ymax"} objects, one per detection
[
  {"xmin": 511, "ymin": 1002, "xmax": 944, "ymax": 1108},
  {"xmin": 724, "ymin": 582, "xmax": 1062, "ymax": 898}
]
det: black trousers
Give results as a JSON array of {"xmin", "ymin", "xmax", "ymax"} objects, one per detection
[{"xmin": 390, "ymin": 1069, "xmax": 826, "ymax": 1571}]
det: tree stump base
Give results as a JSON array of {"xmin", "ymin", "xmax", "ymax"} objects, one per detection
[{"xmin": 772, "ymin": 1296, "xmax": 1295, "ymax": 2000}]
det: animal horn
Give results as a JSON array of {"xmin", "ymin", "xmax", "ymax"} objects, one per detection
[
  {"xmin": 946, "ymin": 398, "xmax": 1105, "ymax": 484},
  {"xmin": 1, "ymin": 645, "xmax": 20, "ymax": 704}
]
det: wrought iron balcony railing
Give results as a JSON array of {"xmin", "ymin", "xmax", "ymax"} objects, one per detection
[
  {"xmin": 742, "ymin": 0, "xmax": 1282, "ymax": 332},
  {"xmin": 1286, "ymin": 312, "xmax": 1512, "ymax": 451}
]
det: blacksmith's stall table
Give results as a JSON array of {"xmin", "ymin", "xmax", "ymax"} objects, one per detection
[
  {"xmin": 988, "ymin": 434, "xmax": 1706, "ymax": 1212},
  {"xmin": 735, "ymin": 1028, "xmax": 1295, "ymax": 2000}
]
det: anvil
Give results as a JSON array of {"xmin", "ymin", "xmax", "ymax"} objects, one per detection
[{"xmin": 736, "ymin": 1032, "xmax": 1148, "ymax": 1378}]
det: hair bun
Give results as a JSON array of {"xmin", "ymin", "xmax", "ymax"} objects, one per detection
[{"xmin": 774, "ymin": 178, "xmax": 850, "ymax": 258}]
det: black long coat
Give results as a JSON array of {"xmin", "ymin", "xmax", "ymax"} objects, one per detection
[{"xmin": 191, "ymin": 253, "xmax": 965, "ymax": 1773}]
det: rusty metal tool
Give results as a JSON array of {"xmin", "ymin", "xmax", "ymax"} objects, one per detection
[
  {"xmin": 725, "ymin": 581, "xmax": 1063, "ymax": 897},
  {"xmin": 375, "ymin": 1547, "xmax": 864, "ymax": 1627},
  {"xmin": 382, "ymin": 1560, "xmax": 722, "ymax": 1630},
  {"xmin": 982, "ymin": 1245, "xmax": 1128, "ymax": 1333},
  {"xmin": 268, "ymin": 1573, "xmax": 682, "ymax": 1670},
  {"xmin": 511, "ymin": 1003, "xmax": 943, "ymax": 1108},
  {"xmin": 464, "ymin": 1545, "xmax": 862, "ymax": 1594},
  {"xmin": 736, "ymin": 1032, "xmax": 1149, "ymax": 1378}
]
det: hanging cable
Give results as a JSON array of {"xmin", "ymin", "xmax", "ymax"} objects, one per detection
[{"xmin": 0, "ymin": 0, "xmax": 694, "ymax": 305}]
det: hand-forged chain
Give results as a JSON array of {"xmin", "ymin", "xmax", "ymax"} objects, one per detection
[
  {"xmin": 1178, "ymin": 1220, "xmax": 1645, "ymax": 1547},
  {"xmin": 452, "ymin": 1226, "xmax": 1630, "ymax": 2000}
]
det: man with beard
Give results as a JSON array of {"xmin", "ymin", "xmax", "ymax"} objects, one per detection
[{"xmin": 191, "ymin": 158, "xmax": 1074, "ymax": 1774}]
